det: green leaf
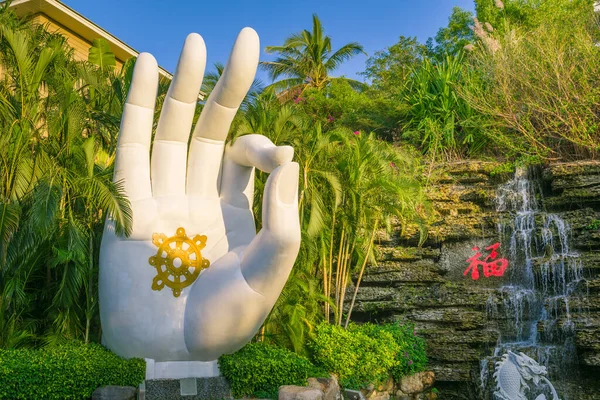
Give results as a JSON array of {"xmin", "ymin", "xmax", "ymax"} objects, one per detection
[{"xmin": 88, "ymin": 39, "xmax": 116, "ymax": 71}]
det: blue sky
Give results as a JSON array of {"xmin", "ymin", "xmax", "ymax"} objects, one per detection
[{"xmin": 63, "ymin": 0, "xmax": 475, "ymax": 83}]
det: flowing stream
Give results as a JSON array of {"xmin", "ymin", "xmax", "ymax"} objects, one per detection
[{"xmin": 479, "ymin": 168, "xmax": 588, "ymax": 399}]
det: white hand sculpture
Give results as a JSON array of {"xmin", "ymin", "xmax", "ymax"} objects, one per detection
[{"xmin": 99, "ymin": 29, "xmax": 300, "ymax": 362}]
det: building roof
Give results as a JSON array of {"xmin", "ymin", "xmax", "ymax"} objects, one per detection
[{"xmin": 9, "ymin": 0, "xmax": 173, "ymax": 79}]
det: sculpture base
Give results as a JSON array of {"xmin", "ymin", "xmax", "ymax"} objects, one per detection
[
  {"xmin": 140, "ymin": 377, "xmax": 233, "ymax": 400},
  {"xmin": 145, "ymin": 359, "xmax": 220, "ymax": 379}
]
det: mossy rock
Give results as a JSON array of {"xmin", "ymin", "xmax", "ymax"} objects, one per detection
[
  {"xmin": 426, "ymin": 344, "xmax": 484, "ymax": 363},
  {"xmin": 543, "ymin": 161, "xmax": 600, "ymax": 179}
]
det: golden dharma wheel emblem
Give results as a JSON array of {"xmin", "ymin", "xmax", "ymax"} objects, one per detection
[{"xmin": 148, "ymin": 227, "xmax": 210, "ymax": 297}]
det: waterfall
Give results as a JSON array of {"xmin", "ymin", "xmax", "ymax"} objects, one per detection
[{"xmin": 480, "ymin": 167, "xmax": 588, "ymax": 398}]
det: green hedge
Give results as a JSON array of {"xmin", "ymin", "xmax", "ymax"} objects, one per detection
[
  {"xmin": 219, "ymin": 342, "xmax": 323, "ymax": 398},
  {"xmin": 308, "ymin": 322, "xmax": 428, "ymax": 389},
  {"xmin": 379, "ymin": 323, "xmax": 428, "ymax": 380},
  {"xmin": 0, "ymin": 342, "xmax": 145, "ymax": 399},
  {"xmin": 308, "ymin": 323, "xmax": 399, "ymax": 389}
]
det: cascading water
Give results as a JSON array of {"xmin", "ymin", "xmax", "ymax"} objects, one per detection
[{"xmin": 480, "ymin": 167, "xmax": 588, "ymax": 399}]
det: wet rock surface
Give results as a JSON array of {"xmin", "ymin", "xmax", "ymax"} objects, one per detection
[{"xmin": 347, "ymin": 161, "xmax": 600, "ymax": 398}]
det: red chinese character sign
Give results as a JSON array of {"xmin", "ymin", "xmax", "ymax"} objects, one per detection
[{"xmin": 464, "ymin": 242, "xmax": 508, "ymax": 280}]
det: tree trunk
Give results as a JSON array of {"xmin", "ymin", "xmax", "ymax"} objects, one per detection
[
  {"xmin": 345, "ymin": 221, "xmax": 378, "ymax": 328},
  {"xmin": 325, "ymin": 210, "xmax": 337, "ymax": 323},
  {"xmin": 334, "ymin": 229, "xmax": 345, "ymax": 318},
  {"xmin": 337, "ymin": 237, "xmax": 354, "ymax": 326},
  {"xmin": 85, "ymin": 226, "xmax": 93, "ymax": 344}
]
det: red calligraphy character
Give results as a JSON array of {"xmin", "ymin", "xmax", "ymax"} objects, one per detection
[
  {"xmin": 464, "ymin": 243, "xmax": 509, "ymax": 280},
  {"xmin": 484, "ymin": 259, "xmax": 508, "ymax": 277},
  {"xmin": 482, "ymin": 242, "xmax": 508, "ymax": 277},
  {"xmin": 484, "ymin": 243, "xmax": 500, "ymax": 261},
  {"xmin": 464, "ymin": 247, "xmax": 485, "ymax": 280}
]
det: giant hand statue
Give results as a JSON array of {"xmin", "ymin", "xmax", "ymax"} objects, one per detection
[{"xmin": 99, "ymin": 28, "xmax": 300, "ymax": 366}]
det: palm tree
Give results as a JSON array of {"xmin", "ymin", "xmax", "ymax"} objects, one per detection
[
  {"xmin": 0, "ymin": 8, "xmax": 131, "ymax": 348},
  {"xmin": 334, "ymin": 132, "xmax": 429, "ymax": 327},
  {"xmin": 262, "ymin": 14, "xmax": 366, "ymax": 98},
  {"xmin": 202, "ymin": 62, "xmax": 264, "ymax": 111}
]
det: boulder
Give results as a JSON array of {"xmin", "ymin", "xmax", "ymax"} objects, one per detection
[
  {"xmin": 419, "ymin": 372, "xmax": 435, "ymax": 389},
  {"xmin": 361, "ymin": 383, "xmax": 375, "ymax": 398},
  {"xmin": 92, "ymin": 386, "xmax": 136, "ymax": 400},
  {"xmin": 377, "ymin": 376, "xmax": 394, "ymax": 393},
  {"xmin": 399, "ymin": 371, "xmax": 435, "ymax": 394},
  {"xmin": 278, "ymin": 385, "xmax": 323, "ymax": 400},
  {"xmin": 424, "ymin": 392, "xmax": 439, "ymax": 400},
  {"xmin": 364, "ymin": 391, "xmax": 389, "ymax": 400},
  {"xmin": 343, "ymin": 389, "xmax": 366, "ymax": 400},
  {"xmin": 307, "ymin": 376, "xmax": 341, "ymax": 400}
]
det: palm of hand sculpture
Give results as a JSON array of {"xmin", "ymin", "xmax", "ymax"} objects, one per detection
[{"xmin": 99, "ymin": 28, "xmax": 300, "ymax": 362}]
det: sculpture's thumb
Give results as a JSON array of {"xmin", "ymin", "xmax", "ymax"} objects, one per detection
[{"xmin": 239, "ymin": 162, "xmax": 301, "ymax": 299}]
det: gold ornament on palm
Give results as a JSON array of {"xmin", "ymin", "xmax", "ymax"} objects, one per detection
[{"xmin": 148, "ymin": 227, "xmax": 210, "ymax": 297}]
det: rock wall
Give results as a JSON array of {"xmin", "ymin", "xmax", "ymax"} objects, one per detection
[{"xmin": 346, "ymin": 161, "xmax": 600, "ymax": 399}]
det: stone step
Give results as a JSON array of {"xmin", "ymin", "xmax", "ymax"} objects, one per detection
[
  {"xmin": 406, "ymin": 307, "xmax": 486, "ymax": 329},
  {"xmin": 418, "ymin": 328, "xmax": 499, "ymax": 345},
  {"xmin": 586, "ymin": 278, "xmax": 600, "ymax": 292},
  {"xmin": 429, "ymin": 362, "xmax": 472, "ymax": 382},
  {"xmin": 376, "ymin": 246, "xmax": 441, "ymax": 262},
  {"xmin": 576, "ymin": 328, "xmax": 600, "ymax": 350},
  {"xmin": 428, "ymin": 345, "xmax": 486, "ymax": 363},
  {"xmin": 346, "ymin": 284, "xmax": 493, "ymax": 311},
  {"xmin": 545, "ymin": 296, "xmax": 600, "ymax": 312},
  {"xmin": 360, "ymin": 261, "xmax": 444, "ymax": 284},
  {"xmin": 580, "ymin": 350, "xmax": 600, "ymax": 367}
]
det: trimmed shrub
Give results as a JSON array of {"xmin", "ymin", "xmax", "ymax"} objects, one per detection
[
  {"xmin": 308, "ymin": 323, "xmax": 400, "ymax": 389},
  {"xmin": 219, "ymin": 342, "xmax": 323, "ymax": 398},
  {"xmin": 0, "ymin": 341, "xmax": 145, "ymax": 399},
  {"xmin": 376, "ymin": 323, "xmax": 428, "ymax": 380}
]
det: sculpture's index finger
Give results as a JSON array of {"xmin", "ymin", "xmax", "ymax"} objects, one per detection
[
  {"xmin": 152, "ymin": 33, "xmax": 206, "ymax": 197},
  {"xmin": 186, "ymin": 28, "xmax": 260, "ymax": 198},
  {"xmin": 192, "ymin": 27, "xmax": 260, "ymax": 141},
  {"xmin": 209, "ymin": 27, "xmax": 260, "ymax": 109}
]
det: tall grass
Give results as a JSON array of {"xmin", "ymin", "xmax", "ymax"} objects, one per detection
[
  {"xmin": 461, "ymin": 5, "xmax": 600, "ymax": 160},
  {"xmin": 401, "ymin": 54, "xmax": 487, "ymax": 159}
]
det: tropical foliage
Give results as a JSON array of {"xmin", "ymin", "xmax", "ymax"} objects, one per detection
[
  {"xmin": 1, "ymin": 0, "xmax": 596, "ymax": 378},
  {"xmin": 232, "ymin": 93, "xmax": 427, "ymax": 353},
  {"xmin": 0, "ymin": 8, "xmax": 133, "ymax": 348},
  {"xmin": 261, "ymin": 14, "xmax": 366, "ymax": 96}
]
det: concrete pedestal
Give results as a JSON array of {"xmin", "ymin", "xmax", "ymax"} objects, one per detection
[
  {"xmin": 140, "ymin": 360, "xmax": 231, "ymax": 399},
  {"xmin": 139, "ymin": 377, "xmax": 233, "ymax": 400},
  {"xmin": 145, "ymin": 359, "xmax": 220, "ymax": 379}
]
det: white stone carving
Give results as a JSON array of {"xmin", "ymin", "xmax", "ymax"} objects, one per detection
[
  {"xmin": 493, "ymin": 351, "xmax": 560, "ymax": 400},
  {"xmin": 98, "ymin": 28, "xmax": 300, "ymax": 372}
]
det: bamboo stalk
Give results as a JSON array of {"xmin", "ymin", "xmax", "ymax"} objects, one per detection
[
  {"xmin": 334, "ymin": 229, "xmax": 345, "ymax": 311},
  {"xmin": 337, "ymin": 236, "xmax": 353, "ymax": 326},
  {"xmin": 322, "ymin": 255, "xmax": 329, "ymax": 322},
  {"xmin": 345, "ymin": 221, "xmax": 379, "ymax": 328},
  {"xmin": 326, "ymin": 210, "xmax": 337, "ymax": 323}
]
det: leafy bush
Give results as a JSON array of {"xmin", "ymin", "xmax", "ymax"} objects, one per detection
[
  {"xmin": 219, "ymin": 342, "xmax": 323, "ymax": 398},
  {"xmin": 308, "ymin": 323, "xmax": 428, "ymax": 389},
  {"xmin": 0, "ymin": 341, "xmax": 145, "ymax": 399},
  {"xmin": 378, "ymin": 323, "xmax": 428, "ymax": 380},
  {"xmin": 401, "ymin": 54, "xmax": 487, "ymax": 158},
  {"xmin": 308, "ymin": 323, "xmax": 400, "ymax": 389}
]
